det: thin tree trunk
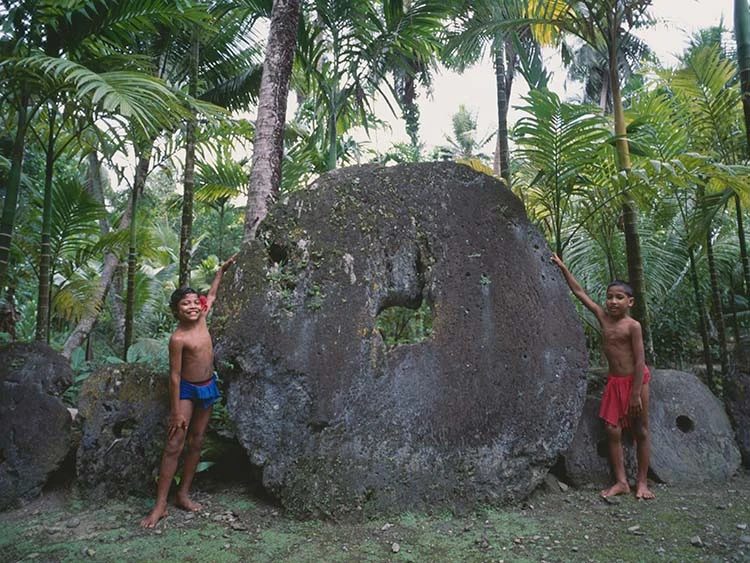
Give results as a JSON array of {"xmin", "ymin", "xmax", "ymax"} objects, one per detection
[
  {"xmin": 734, "ymin": 0, "xmax": 750, "ymax": 307},
  {"xmin": 0, "ymin": 93, "xmax": 30, "ymax": 290},
  {"xmin": 734, "ymin": 194, "xmax": 750, "ymax": 298},
  {"xmin": 706, "ymin": 228, "xmax": 729, "ymax": 391},
  {"xmin": 123, "ymin": 149, "xmax": 152, "ymax": 358},
  {"xmin": 110, "ymin": 267, "xmax": 126, "ymax": 349},
  {"xmin": 218, "ymin": 202, "xmax": 225, "ymax": 260},
  {"xmin": 730, "ymin": 279, "xmax": 741, "ymax": 345},
  {"xmin": 689, "ymin": 246, "xmax": 714, "ymax": 384},
  {"xmin": 179, "ymin": 29, "xmax": 199, "ymax": 287},
  {"xmin": 244, "ymin": 0, "xmax": 301, "ymax": 241},
  {"xmin": 62, "ymin": 153, "xmax": 128, "ymax": 359},
  {"xmin": 36, "ymin": 107, "xmax": 57, "ymax": 342},
  {"xmin": 735, "ymin": 0, "xmax": 750, "ymax": 150},
  {"xmin": 608, "ymin": 33, "xmax": 652, "ymax": 359},
  {"xmin": 493, "ymin": 36, "xmax": 512, "ymax": 188}
]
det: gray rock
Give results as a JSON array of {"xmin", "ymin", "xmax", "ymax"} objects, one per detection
[
  {"xmin": 0, "ymin": 343, "xmax": 73, "ymax": 510},
  {"xmin": 649, "ymin": 369, "xmax": 740, "ymax": 483},
  {"xmin": 76, "ymin": 364, "xmax": 169, "ymax": 498},
  {"xmin": 559, "ymin": 395, "xmax": 638, "ymax": 487},
  {"xmin": 0, "ymin": 342, "xmax": 72, "ymax": 395},
  {"xmin": 214, "ymin": 162, "xmax": 588, "ymax": 517},
  {"xmin": 726, "ymin": 343, "xmax": 750, "ymax": 467}
]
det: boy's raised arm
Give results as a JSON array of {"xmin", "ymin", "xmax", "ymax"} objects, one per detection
[
  {"xmin": 204, "ymin": 253, "xmax": 238, "ymax": 312},
  {"xmin": 550, "ymin": 254, "xmax": 604, "ymax": 320}
]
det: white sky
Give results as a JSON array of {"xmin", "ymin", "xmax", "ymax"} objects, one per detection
[{"xmin": 358, "ymin": 0, "xmax": 737, "ymax": 155}]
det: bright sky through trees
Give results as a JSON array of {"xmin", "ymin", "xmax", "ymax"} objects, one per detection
[{"xmin": 360, "ymin": 0, "xmax": 736, "ymax": 155}]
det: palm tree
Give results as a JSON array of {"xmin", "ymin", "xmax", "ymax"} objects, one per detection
[
  {"xmin": 513, "ymin": 89, "xmax": 611, "ymax": 257},
  {"xmin": 476, "ymin": 0, "xmax": 656, "ymax": 354},
  {"xmin": 444, "ymin": 0, "xmax": 550, "ymax": 188},
  {"xmin": 294, "ymin": 0, "xmax": 445, "ymax": 172},
  {"xmin": 0, "ymin": 1, "xmax": 197, "ymax": 339},
  {"xmin": 175, "ymin": 2, "xmax": 266, "ymax": 284},
  {"xmin": 434, "ymin": 104, "xmax": 495, "ymax": 161},
  {"xmin": 735, "ymin": 1, "xmax": 750, "ymax": 296}
]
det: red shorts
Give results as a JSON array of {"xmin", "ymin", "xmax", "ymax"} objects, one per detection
[{"xmin": 599, "ymin": 366, "xmax": 651, "ymax": 428}]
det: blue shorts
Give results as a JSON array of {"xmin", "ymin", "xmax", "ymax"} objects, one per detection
[{"xmin": 179, "ymin": 373, "xmax": 221, "ymax": 409}]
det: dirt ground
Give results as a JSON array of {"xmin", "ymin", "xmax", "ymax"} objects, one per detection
[{"xmin": 2, "ymin": 469, "xmax": 750, "ymax": 563}]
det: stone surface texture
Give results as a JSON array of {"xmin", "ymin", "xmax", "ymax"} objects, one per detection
[
  {"xmin": 214, "ymin": 162, "xmax": 588, "ymax": 517},
  {"xmin": 559, "ymin": 395, "xmax": 638, "ymax": 487},
  {"xmin": 649, "ymin": 369, "xmax": 740, "ymax": 483},
  {"xmin": 76, "ymin": 364, "xmax": 169, "ymax": 498},
  {"xmin": 727, "ymin": 340, "xmax": 750, "ymax": 467},
  {"xmin": 0, "ymin": 343, "xmax": 73, "ymax": 509}
]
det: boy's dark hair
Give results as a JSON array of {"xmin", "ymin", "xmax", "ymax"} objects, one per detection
[
  {"xmin": 170, "ymin": 287, "xmax": 200, "ymax": 315},
  {"xmin": 607, "ymin": 280, "xmax": 633, "ymax": 297}
]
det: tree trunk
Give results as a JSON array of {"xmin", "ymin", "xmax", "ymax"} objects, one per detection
[
  {"xmin": 36, "ymin": 107, "xmax": 57, "ymax": 342},
  {"xmin": 608, "ymin": 31, "xmax": 653, "ymax": 359},
  {"xmin": 735, "ymin": 0, "xmax": 750, "ymax": 150},
  {"xmin": 179, "ymin": 29, "xmax": 200, "ymax": 287},
  {"xmin": 493, "ymin": 36, "xmax": 512, "ymax": 188},
  {"xmin": 0, "ymin": 93, "xmax": 30, "ymax": 290},
  {"xmin": 123, "ymin": 149, "xmax": 152, "ymax": 358},
  {"xmin": 62, "ymin": 153, "xmax": 128, "ymax": 359},
  {"xmin": 243, "ymin": 0, "xmax": 301, "ymax": 241},
  {"xmin": 706, "ymin": 227, "xmax": 729, "ymax": 392},
  {"xmin": 689, "ymin": 246, "xmax": 714, "ymax": 384}
]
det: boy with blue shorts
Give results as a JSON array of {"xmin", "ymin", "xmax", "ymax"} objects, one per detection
[{"xmin": 141, "ymin": 255, "xmax": 236, "ymax": 528}]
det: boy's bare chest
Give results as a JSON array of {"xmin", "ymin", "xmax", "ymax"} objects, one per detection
[
  {"xmin": 602, "ymin": 323, "xmax": 630, "ymax": 347},
  {"xmin": 181, "ymin": 329, "xmax": 213, "ymax": 355}
]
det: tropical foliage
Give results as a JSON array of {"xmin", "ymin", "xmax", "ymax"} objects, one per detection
[{"xmin": 2, "ymin": 0, "xmax": 750, "ymax": 395}]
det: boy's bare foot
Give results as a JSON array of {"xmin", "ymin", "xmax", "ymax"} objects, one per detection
[
  {"xmin": 175, "ymin": 493, "xmax": 202, "ymax": 512},
  {"xmin": 140, "ymin": 503, "xmax": 168, "ymax": 528},
  {"xmin": 601, "ymin": 481, "xmax": 630, "ymax": 498},
  {"xmin": 635, "ymin": 482, "xmax": 655, "ymax": 500}
]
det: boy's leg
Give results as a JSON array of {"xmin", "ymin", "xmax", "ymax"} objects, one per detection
[
  {"xmin": 140, "ymin": 399, "xmax": 194, "ymax": 528},
  {"xmin": 633, "ymin": 382, "xmax": 655, "ymax": 500},
  {"xmin": 601, "ymin": 423, "xmax": 630, "ymax": 497},
  {"xmin": 175, "ymin": 404, "xmax": 212, "ymax": 511}
]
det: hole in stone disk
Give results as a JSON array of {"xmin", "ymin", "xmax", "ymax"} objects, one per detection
[
  {"xmin": 113, "ymin": 419, "xmax": 136, "ymax": 439},
  {"xmin": 376, "ymin": 299, "xmax": 433, "ymax": 349},
  {"xmin": 676, "ymin": 415, "xmax": 695, "ymax": 433},
  {"xmin": 268, "ymin": 243, "xmax": 288, "ymax": 265}
]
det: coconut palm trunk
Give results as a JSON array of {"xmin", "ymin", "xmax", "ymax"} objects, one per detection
[{"xmin": 244, "ymin": 0, "xmax": 301, "ymax": 241}]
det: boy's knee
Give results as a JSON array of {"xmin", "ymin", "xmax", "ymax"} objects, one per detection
[
  {"xmin": 605, "ymin": 424, "xmax": 622, "ymax": 440},
  {"xmin": 186, "ymin": 431, "xmax": 206, "ymax": 452},
  {"xmin": 633, "ymin": 425, "xmax": 649, "ymax": 442},
  {"xmin": 164, "ymin": 436, "xmax": 185, "ymax": 457}
]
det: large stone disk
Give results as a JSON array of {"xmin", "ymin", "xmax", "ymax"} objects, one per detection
[
  {"xmin": 214, "ymin": 162, "xmax": 587, "ymax": 516},
  {"xmin": 649, "ymin": 369, "xmax": 740, "ymax": 483}
]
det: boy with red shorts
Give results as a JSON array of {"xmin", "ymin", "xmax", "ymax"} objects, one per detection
[{"xmin": 551, "ymin": 254, "xmax": 655, "ymax": 500}]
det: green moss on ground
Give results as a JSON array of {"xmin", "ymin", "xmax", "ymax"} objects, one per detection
[{"xmin": 2, "ymin": 472, "xmax": 749, "ymax": 562}]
